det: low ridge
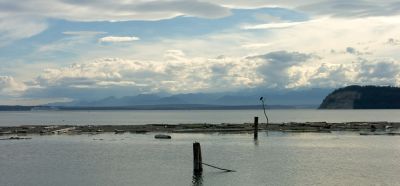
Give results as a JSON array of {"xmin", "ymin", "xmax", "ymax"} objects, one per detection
[{"xmin": 319, "ymin": 85, "xmax": 400, "ymax": 109}]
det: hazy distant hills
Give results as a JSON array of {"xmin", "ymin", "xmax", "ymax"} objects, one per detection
[
  {"xmin": 5, "ymin": 86, "xmax": 400, "ymax": 110},
  {"xmin": 0, "ymin": 88, "xmax": 333, "ymax": 110},
  {"xmin": 47, "ymin": 88, "xmax": 331, "ymax": 109},
  {"xmin": 319, "ymin": 85, "xmax": 400, "ymax": 109},
  {"xmin": 0, "ymin": 106, "xmax": 36, "ymax": 111}
]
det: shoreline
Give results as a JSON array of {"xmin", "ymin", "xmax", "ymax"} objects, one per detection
[{"xmin": 1, "ymin": 122, "xmax": 399, "ymax": 135}]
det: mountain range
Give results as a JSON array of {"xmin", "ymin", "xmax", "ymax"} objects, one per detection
[{"xmin": 48, "ymin": 88, "xmax": 332, "ymax": 108}]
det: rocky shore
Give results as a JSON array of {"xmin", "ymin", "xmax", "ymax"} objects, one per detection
[{"xmin": 0, "ymin": 121, "xmax": 399, "ymax": 135}]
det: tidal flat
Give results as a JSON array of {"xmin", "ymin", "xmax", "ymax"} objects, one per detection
[{"xmin": 1, "ymin": 121, "xmax": 399, "ymax": 136}]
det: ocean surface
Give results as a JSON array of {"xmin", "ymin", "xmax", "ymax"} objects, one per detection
[
  {"xmin": 0, "ymin": 132, "xmax": 399, "ymax": 186},
  {"xmin": 1, "ymin": 109, "xmax": 400, "ymax": 126}
]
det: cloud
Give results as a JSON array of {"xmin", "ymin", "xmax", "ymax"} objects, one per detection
[
  {"xmin": 251, "ymin": 51, "xmax": 313, "ymax": 88},
  {"xmin": 15, "ymin": 50, "xmax": 357, "ymax": 100},
  {"xmin": 243, "ymin": 21, "xmax": 307, "ymax": 30},
  {"xmin": 0, "ymin": 0, "xmax": 230, "ymax": 45},
  {"xmin": 0, "ymin": 76, "xmax": 27, "ymax": 96},
  {"xmin": 241, "ymin": 43, "xmax": 272, "ymax": 49},
  {"xmin": 2, "ymin": 0, "xmax": 400, "ymax": 45},
  {"xmin": 4, "ymin": 47, "xmax": 399, "ymax": 102},
  {"xmin": 387, "ymin": 38, "xmax": 400, "ymax": 45},
  {"xmin": 346, "ymin": 47, "xmax": 357, "ymax": 54},
  {"xmin": 3, "ymin": 1, "xmax": 400, "ymax": 105},
  {"xmin": 254, "ymin": 51, "xmax": 312, "ymax": 64},
  {"xmin": 283, "ymin": 57, "xmax": 400, "ymax": 89},
  {"xmin": 63, "ymin": 31, "xmax": 107, "ymax": 36},
  {"xmin": 37, "ymin": 31, "xmax": 100, "ymax": 53},
  {"xmin": 358, "ymin": 59, "xmax": 400, "ymax": 84},
  {"xmin": 99, "ymin": 36, "xmax": 140, "ymax": 43},
  {"xmin": 305, "ymin": 63, "xmax": 357, "ymax": 88},
  {"xmin": 0, "ymin": 16, "xmax": 47, "ymax": 46},
  {"xmin": 131, "ymin": 0, "xmax": 231, "ymax": 19},
  {"xmin": 0, "ymin": 0, "xmax": 231, "ymax": 21},
  {"xmin": 298, "ymin": 0, "xmax": 400, "ymax": 18},
  {"xmin": 207, "ymin": 0, "xmax": 400, "ymax": 18},
  {"xmin": 23, "ymin": 51, "xmax": 262, "ymax": 100}
]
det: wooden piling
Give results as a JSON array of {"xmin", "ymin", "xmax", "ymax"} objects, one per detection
[
  {"xmin": 254, "ymin": 116, "xmax": 258, "ymax": 140},
  {"xmin": 193, "ymin": 142, "xmax": 203, "ymax": 174}
]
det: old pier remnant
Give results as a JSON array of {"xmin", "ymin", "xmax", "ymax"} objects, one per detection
[
  {"xmin": 254, "ymin": 116, "xmax": 258, "ymax": 140},
  {"xmin": 193, "ymin": 142, "xmax": 203, "ymax": 174}
]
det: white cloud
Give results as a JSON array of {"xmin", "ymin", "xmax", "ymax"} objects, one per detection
[
  {"xmin": 0, "ymin": 76, "xmax": 27, "ymax": 96},
  {"xmin": 24, "ymin": 51, "xmax": 262, "ymax": 100},
  {"xmin": 241, "ymin": 43, "xmax": 272, "ymax": 49},
  {"xmin": 26, "ymin": 49, "xmax": 399, "ymax": 92},
  {"xmin": 0, "ymin": 0, "xmax": 230, "ymax": 44},
  {"xmin": 298, "ymin": 0, "xmax": 400, "ymax": 18},
  {"xmin": 37, "ymin": 31, "xmax": 101, "ymax": 53},
  {"xmin": 99, "ymin": 36, "xmax": 140, "ymax": 43},
  {"xmin": 4, "ymin": 1, "xmax": 400, "ymax": 102},
  {"xmin": 234, "ymin": 16, "xmax": 400, "ymax": 58},
  {"xmin": 243, "ymin": 21, "xmax": 307, "ymax": 30},
  {"xmin": 0, "ymin": 0, "xmax": 231, "ymax": 21},
  {"xmin": 207, "ymin": 0, "xmax": 400, "ymax": 18},
  {"xmin": 358, "ymin": 59, "xmax": 400, "ymax": 84},
  {"xmin": 0, "ymin": 16, "xmax": 47, "ymax": 45},
  {"xmin": 3, "ymin": 47, "xmax": 399, "ymax": 101},
  {"xmin": 2, "ymin": 0, "xmax": 400, "ymax": 45}
]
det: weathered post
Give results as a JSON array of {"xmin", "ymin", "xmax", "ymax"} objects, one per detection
[
  {"xmin": 193, "ymin": 142, "xmax": 203, "ymax": 174},
  {"xmin": 254, "ymin": 116, "xmax": 258, "ymax": 140}
]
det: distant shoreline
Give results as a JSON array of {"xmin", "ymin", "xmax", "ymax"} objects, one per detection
[
  {"xmin": 1, "ymin": 122, "xmax": 399, "ymax": 136},
  {"xmin": 0, "ymin": 104, "xmax": 317, "ymax": 111}
]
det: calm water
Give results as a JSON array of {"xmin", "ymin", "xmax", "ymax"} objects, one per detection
[
  {"xmin": 1, "ymin": 109, "xmax": 400, "ymax": 126},
  {"xmin": 0, "ymin": 132, "xmax": 399, "ymax": 186}
]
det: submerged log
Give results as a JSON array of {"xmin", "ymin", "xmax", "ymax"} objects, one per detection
[
  {"xmin": 0, "ymin": 136, "xmax": 32, "ymax": 140},
  {"xmin": 154, "ymin": 134, "xmax": 171, "ymax": 139}
]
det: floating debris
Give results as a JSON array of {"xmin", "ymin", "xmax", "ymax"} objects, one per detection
[
  {"xmin": 0, "ymin": 131, "xmax": 12, "ymax": 135},
  {"xmin": 0, "ymin": 136, "xmax": 32, "ymax": 140},
  {"xmin": 134, "ymin": 130, "xmax": 149, "ymax": 134},
  {"xmin": 114, "ymin": 129, "xmax": 125, "ymax": 134},
  {"xmin": 154, "ymin": 134, "xmax": 171, "ymax": 139},
  {"xmin": 360, "ymin": 132, "xmax": 400, "ymax": 136}
]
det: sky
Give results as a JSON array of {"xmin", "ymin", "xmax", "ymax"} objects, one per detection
[{"xmin": 1, "ymin": 0, "xmax": 400, "ymax": 105}]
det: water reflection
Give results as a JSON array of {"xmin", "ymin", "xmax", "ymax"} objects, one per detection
[
  {"xmin": 192, "ymin": 173, "xmax": 203, "ymax": 186},
  {"xmin": 253, "ymin": 139, "xmax": 259, "ymax": 146}
]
